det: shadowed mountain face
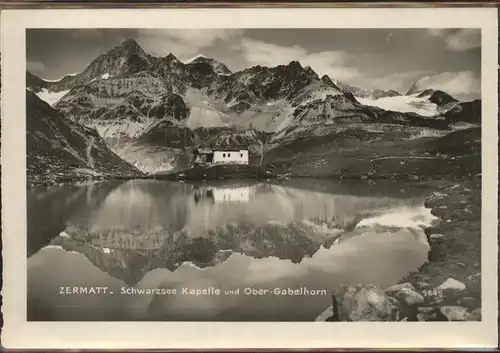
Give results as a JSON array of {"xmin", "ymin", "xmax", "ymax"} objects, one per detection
[
  {"xmin": 417, "ymin": 89, "xmax": 458, "ymax": 107},
  {"xmin": 26, "ymin": 39, "xmax": 481, "ymax": 175},
  {"xmin": 444, "ymin": 100, "xmax": 481, "ymax": 124},
  {"xmin": 28, "ymin": 179, "xmax": 433, "ymax": 287},
  {"xmin": 26, "ymin": 90, "xmax": 143, "ymax": 185}
]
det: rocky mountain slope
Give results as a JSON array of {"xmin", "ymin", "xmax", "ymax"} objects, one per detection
[
  {"xmin": 26, "ymin": 39, "xmax": 481, "ymax": 175},
  {"xmin": 26, "ymin": 90, "xmax": 143, "ymax": 186}
]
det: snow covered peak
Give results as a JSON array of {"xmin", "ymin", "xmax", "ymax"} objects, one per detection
[
  {"xmin": 184, "ymin": 54, "xmax": 208, "ymax": 64},
  {"xmin": 184, "ymin": 54, "xmax": 232, "ymax": 75},
  {"xmin": 118, "ymin": 38, "xmax": 143, "ymax": 53},
  {"xmin": 164, "ymin": 53, "xmax": 179, "ymax": 62}
]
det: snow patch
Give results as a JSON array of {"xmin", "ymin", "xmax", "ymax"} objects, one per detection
[
  {"xmin": 41, "ymin": 72, "xmax": 79, "ymax": 82},
  {"xmin": 438, "ymin": 278, "xmax": 466, "ymax": 291},
  {"xmin": 59, "ymin": 231, "xmax": 71, "ymax": 238},
  {"xmin": 35, "ymin": 88, "xmax": 71, "ymax": 106},
  {"xmin": 184, "ymin": 54, "xmax": 208, "ymax": 64},
  {"xmin": 182, "ymin": 261, "xmax": 209, "ymax": 271},
  {"xmin": 356, "ymin": 94, "xmax": 440, "ymax": 117},
  {"xmin": 43, "ymin": 245, "xmax": 64, "ymax": 251}
]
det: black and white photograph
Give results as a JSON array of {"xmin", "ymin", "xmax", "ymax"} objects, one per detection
[
  {"xmin": 24, "ymin": 26, "xmax": 484, "ymax": 322},
  {"xmin": 1, "ymin": 6, "xmax": 498, "ymax": 350}
]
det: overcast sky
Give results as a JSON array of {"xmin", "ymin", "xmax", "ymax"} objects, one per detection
[{"xmin": 26, "ymin": 28, "xmax": 481, "ymax": 99}]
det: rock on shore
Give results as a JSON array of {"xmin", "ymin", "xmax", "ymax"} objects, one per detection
[{"xmin": 315, "ymin": 178, "xmax": 482, "ymax": 322}]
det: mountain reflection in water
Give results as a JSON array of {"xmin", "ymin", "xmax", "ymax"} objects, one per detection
[{"xmin": 27, "ymin": 179, "xmax": 437, "ymax": 321}]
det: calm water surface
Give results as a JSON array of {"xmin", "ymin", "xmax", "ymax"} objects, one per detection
[{"xmin": 27, "ymin": 179, "xmax": 438, "ymax": 321}]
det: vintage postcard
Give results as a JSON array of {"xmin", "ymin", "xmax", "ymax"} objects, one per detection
[{"xmin": 1, "ymin": 6, "xmax": 498, "ymax": 350}]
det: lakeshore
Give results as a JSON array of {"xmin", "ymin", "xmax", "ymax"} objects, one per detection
[
  {"xmin": 399, "ymin": 177, "xmax": 482, "ymax": 321},
  {"xmin": 315, "ymin": 176, "xmax": 482, "ymax": 322}
]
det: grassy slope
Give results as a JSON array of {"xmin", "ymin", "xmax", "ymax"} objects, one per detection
[{"xmin": 264, "ymin": 127, "xmax": 481, "ymax": 180}]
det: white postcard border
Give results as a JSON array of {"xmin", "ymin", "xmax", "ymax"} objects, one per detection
[{"xmin": 1, "ymin": 7, "xmax": 498, "ymax": 350}]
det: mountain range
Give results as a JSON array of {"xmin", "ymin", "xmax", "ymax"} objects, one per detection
[
  {"xmin": 26, "ymin": 90, "xmax": 143, "ymax": 186},
  {"xmin": 26, "ymin": 38, "xmax": 481, "ymax": 178}
]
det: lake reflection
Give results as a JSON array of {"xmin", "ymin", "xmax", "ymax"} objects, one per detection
[{"xmin": 27, "ymin": 179, "xmax": 437, "ymax": 321}]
